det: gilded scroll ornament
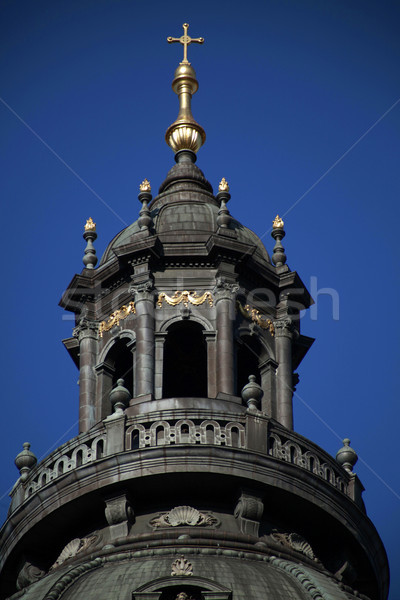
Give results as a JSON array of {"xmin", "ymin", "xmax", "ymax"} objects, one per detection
[
  {"xmin": 236, "ymin": 301, "xmax": 275, "ymax": 336},
  {"xmin": 157, "ymin": 290, "xmax": 213, "ymax": 308},
  {"xmin": 99, "ymin": 302, "xmax": 136, "ymax": 337}
]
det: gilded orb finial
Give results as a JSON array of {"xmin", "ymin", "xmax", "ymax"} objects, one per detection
[
  {"xmin": 84, "ymin": 217, "xmax": 96, "ymax": 232},
  {"xmin": 165, "ymin": 23, "xmax": 206, "ymax": 156},
  {"xmin": 219, "ymin": 177, "xmax": 230, "ymax": 193},
  {"xmin": 272, "ymin": 215, "xmax": 284, "ymax": 229},
  {"xmin": 139, "ymin": 178, "xmax": 151, "ymax": 193}
]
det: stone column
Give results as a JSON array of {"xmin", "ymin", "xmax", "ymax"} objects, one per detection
[
  {"xmin": 130, "ymin": 283, "xmax": 155, "ymax": 398},
  {"xmin": 154, "ymin": 333, "xmax": 167, "ymax": 400},
  {"xmin": 73, "ymin": 319, "xmax": 98, "ymax": 433},
  {"xmin": 274, "ymin": 319, "xmax": 294, "ymax": 430},
  {"xmin": 259, "ymin": 358, "xmax": 278, "ymax": 418},
  {"xmin": 214, "ymin": 280, "xmax": 238, "ymax": 396},
  {"xmin": 95, "ymin": 362, "xmax": 115, "ymax": 421},
  {"xmin": 204, "ymin": 331, "xmax": 217, "ymax": 398}
]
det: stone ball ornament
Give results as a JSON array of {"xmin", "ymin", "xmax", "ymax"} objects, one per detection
[
  {"xmin": 241, "ymin": 374, "xmax": 263, "ymax": 411},
  {"xmin": 15, "ymin": 443, "xmax": 37, "ymax": 482},
  {"xmin": 109, "ymin": 378, "xmax": 131, "ymax": 415},
  {"xmin": 336, "ymin": 438, "xmax": 358, "ymax": 472}
]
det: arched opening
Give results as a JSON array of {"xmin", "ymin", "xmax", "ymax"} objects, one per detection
[
  {"xmin": 236, "ymin": 335, "xmax": 261, "ymax": 395},
  {"xmin": 105, "ymin": 337, "xmax": 134, "ymax": 398},
  {"xmin": 163, "ymin": 321, "xmax": 207, "ymax": 398},
  {"xmin": 159, "ymin": 587, "xmax": 203, "ymax": 600},
  {"xmin": 230, "ymin": 426, "xmax": 240, "ymax": 448}
]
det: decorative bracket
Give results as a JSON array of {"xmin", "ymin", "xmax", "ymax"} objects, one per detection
[
  {"xmin": 104, "ymin": 492, "xmax": 135, "ymax": 539},
  {"xmin": 234, "ymin": 490, "xmax": 264, "ymax": 536}
]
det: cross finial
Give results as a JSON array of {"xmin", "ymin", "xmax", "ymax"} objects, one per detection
[{"xmin": 167, "ymin": 23, "xmax": 204, "ymax": 64}]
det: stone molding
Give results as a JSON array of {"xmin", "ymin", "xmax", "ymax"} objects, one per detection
[
  {"xmin": 43, "ymin": 557, "xmax": 103, "ymax": 600},
  {"xmin": 269, "ymin": 556, "xmax": 336, "ymax": 600}
]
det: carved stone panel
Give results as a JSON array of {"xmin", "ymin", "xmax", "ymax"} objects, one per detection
[
  {"xmin": 150, "ymin": 506, "xmax": 218, "ymax": 529},
  {"xmin": 171, "ymin": 555, "xmax": 193, "ymax": 576}
]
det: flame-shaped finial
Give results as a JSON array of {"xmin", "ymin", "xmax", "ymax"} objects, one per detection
[
  {"xmin": 272, "ymin": 215, "xmax": 284, "ymax": 229},
  {"xmin": 219, "ymin": 178, "xmax": 230, "ymax": 192},
  {"xmin": 84, "ymin": 217, "xmax": 96, "ymax": 232},
  {"xmin": 139, "ymin": 178, "xmax": 151, "ymax": 192},
  {"xmin": 165, "ymin": 23, "xmax": 206, "ymax": 157}
]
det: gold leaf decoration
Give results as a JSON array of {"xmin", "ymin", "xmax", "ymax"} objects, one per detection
[
  {"xmin": 236, "ymin": 301, "xmax": 274, "ymax": 336},
  {"xmin": 139, "ymin": 178, "xmax": 151, "ymax": 192},
  {"xmin": 218, "ymin": 177, "xmax": 229, "ymax": 192},
  {"xmin": 99, "ymin": 301, "xmax": 136, "ymax": 337},
  {"xmin": 157, "ymin": 290, "xmax": 213, "ymax": 308},
  {"xmin": 84, "ymin": 217, "xmax": 96, "ymax": 231},
  {"xmin": 272, "ymin": 215, "xmax": 284, "ymax": 229}
]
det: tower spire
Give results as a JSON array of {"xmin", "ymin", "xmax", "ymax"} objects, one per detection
[{"xmin": 165, "ymin": 23, "xmax": 206, "ymax": 158}]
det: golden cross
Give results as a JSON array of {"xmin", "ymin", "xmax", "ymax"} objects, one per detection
[{"xmin": 167, "ymin": 23, "xmax": 204, "ymax": 64}]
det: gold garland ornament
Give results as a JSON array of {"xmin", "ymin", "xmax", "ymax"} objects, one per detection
[
  {"xmin": 99, "ymin": 302, "xmax": 136, "ymax": 337},
  {"xmin": 236, "ymin": 301, "xmax": 275, "ymax": 336},
  {"xmin": 157, "ymin": 290, "xmax": 213, "ymax": 308}
]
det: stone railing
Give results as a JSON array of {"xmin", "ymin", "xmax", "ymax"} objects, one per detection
[
  {"xmin": 125, "ymin": 418, "xmax": 246, "ymax": 450},
  {"xmin": 11, "ymin": 411, "xmax": 357, "ymax": 510},
  {"xmin": 268, "ymin": 429, "xmax": 349, "ymax": 495},
  {"xmin": 22, "ymin": 429, "xmax": 106, "ymax": 499}
]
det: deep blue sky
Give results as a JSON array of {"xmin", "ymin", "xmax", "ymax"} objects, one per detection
[{"xmin": 1, "ymin": 1, "xmax": 399, "ymax": 597}]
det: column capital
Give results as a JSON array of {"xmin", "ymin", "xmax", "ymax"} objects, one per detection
[
  {"xmin": 213, "ymin": 276, "xmax": 239, "ymax": 302},
  {"xmin": 129, "ymin": 280, "xmax": 156, "ymax": 303},
  {"xmin": 273, "ymin": 318, "xmax": 294, "ymax": 338},
  {"xmin": 73, "ymin": 318, "xmax": 99, "ymax": 341}
]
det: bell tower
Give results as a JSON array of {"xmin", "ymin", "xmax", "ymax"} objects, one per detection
[{"xmin": 0, "ymin": 23, "xmax": 389, "ymax": 600}]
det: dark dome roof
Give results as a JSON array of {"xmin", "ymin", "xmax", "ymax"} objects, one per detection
[
  {"xmin": 100, "ymin": 161, "xmax": 271, "ymax": 265},
  {"xmin": 14, "ymin": 552, "xmax": 353, "ymax": 600}
]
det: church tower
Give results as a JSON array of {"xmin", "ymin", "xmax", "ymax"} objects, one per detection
[{"xmin": 0, "ymin": 24, "xmax": 389, "ymax": 600}]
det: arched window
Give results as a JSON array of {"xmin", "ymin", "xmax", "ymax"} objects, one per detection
[
  {"xmin": 236, "ymin": 335, "xmax": 262, "ymax": 395},
  {"xmin": 105, "ymin": 338, "xmax": 134, "ymax": 397},
  {"xmin": 163, "ymin": 321, "xmax": 207, "ymax": 398}
]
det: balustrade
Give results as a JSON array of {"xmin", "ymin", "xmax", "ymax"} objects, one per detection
[{"xmin": 13, "ymin": 413, "xmax": 351, "ymax": 507}]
